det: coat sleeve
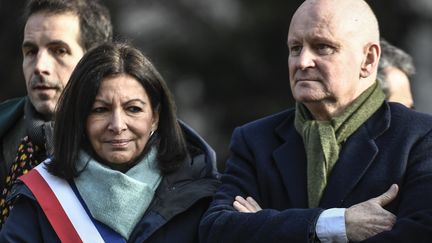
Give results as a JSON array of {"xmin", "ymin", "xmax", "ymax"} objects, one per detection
[
  {"xmin": 199, "ymin": 127, "xmax": 323, "ymax": 243},
  {"xmin": 363, "ymin": 129, "xmax": 432, "ymax": 242}
]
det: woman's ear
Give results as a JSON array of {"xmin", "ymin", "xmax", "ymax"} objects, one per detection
[
  {"xmin": 151, "ymin": 108, "xmax": 160, "ymax": 132},
  {"xmin": 360, "ymin": 42, "xmax": 380, "ymax": 78},
  {"xmin": 151, "ymin": 122, "xmax": 158, "ymax": 132}
]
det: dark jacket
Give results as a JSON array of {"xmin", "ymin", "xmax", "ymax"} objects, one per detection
[
  {"xmin": 200, "ymin": 102, "xmax": 432, "ymax": 243},
  {"xmin": 0, "ymin": 97, "xmax": 26, "ymax": 186},
  {"xmin": 0, "ymin": 121, "xmax": 220, "ymax": 243}
]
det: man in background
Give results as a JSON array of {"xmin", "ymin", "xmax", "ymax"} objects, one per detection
[
  {"xmin": 378, "ymin": 39, "xmax": 415, "ymax": 108},
  {"xmin": 0, "ymin": 0, "xmax": 112, "ymax": 226}
]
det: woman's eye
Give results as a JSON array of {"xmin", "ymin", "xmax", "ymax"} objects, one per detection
[
  {"xmin": 127, "ymin": 106, "xmax": 143, "ymax": 113},
  {"xmin": 91, "ymin": 107, "xmax": 108, "ymax": 113}
]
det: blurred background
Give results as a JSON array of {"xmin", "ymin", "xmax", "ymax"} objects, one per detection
[{"xmin": 1, "ymin": 0, "xmax": 431, "ymax": 170}]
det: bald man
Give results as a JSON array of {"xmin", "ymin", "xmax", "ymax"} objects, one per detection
[{"xmin": 200, "ymin": 0, "xmax": 432, "ymax": 242}]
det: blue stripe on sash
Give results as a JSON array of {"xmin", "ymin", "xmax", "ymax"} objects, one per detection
[{"xmin": 69, "ymin": 181, "xmax": 126, "ymax": 243}]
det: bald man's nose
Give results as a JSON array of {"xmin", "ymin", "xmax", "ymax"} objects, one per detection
[{"xmin": 296, "ymin": 48, "xmax": 316, "ymax": 70}]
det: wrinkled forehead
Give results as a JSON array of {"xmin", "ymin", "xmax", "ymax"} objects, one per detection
[
  {"xmin": 291, "ymin": 0, "xmax": 346, "ymax": 30},
  {"xmin": 288, "ymin": 3, "xmax": 340, "ymax": 40},
  {"xmin": 288, "ymin": 0, "xmax": 379, "ymax": 42},
  {"xmin": 23, "ymin": 12, "xmax": 82, "ymax": 49}
]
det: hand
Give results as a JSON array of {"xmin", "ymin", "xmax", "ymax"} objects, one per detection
[
  {"xmin": 233, "ymin": 196, "xmax": 262, "ymax": 213},
  {"xmin": 345, "ymin": 184, "xmax": 399, "ymax": 242}
]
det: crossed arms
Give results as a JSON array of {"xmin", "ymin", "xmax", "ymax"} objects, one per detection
[
  {"xmin": 200, "ymin": 124, "xmax": 432, "ymax": 243},
  {"xmin": 234, "ymin": 184, "xmax": 398, "ymax": 242}
]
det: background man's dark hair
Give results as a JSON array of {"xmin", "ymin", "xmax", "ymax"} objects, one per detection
[{"xmin": 24, "ymin": 0, "xmax": 113, "ymax": 50}]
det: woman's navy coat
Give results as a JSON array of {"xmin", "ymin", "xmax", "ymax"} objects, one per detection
[{"xmin": 0, "ymin": 122, "xmax": 220, "ymax": 243}]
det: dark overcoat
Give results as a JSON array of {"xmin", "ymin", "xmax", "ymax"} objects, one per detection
[
  {"xmin": 200, "ymin": 102, "xmax": 432, "ymax": 243},
  {"xmin": 0, "ymin": 122, "xmax": 220, "ymax": 243}
]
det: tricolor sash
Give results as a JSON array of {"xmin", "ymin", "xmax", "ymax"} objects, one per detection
[{"xmin": 20, "ymin": 162, "xmax": 105, "ymax": 243}]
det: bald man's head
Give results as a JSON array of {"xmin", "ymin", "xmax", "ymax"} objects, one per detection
[
  {"xmin": 287, "ymin": 0, "xmax": 382, "ymax": 120},
  {"xmin": 292, "ymin": 0, "xmax": 380, "ymax": 45}
]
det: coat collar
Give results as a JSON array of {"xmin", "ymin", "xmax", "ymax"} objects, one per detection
[
  {"xmin": 273, "ymin": 110, "xmax": 308, "ymax": 207},
  {"xmin": 272, "ymin": 102, "xmax": 391, "ymax": 208},
  {"xmin": 0, "ymin": 97, "xmax": 26, "ymax": 138},
  {"xmin": 130, "ymin": 120, "xmax": 220, "ymax": 241}
]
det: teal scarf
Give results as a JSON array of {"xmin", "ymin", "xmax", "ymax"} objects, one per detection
[
  {"xmin": 294, "ymin": 82, "xmax": 385, "ymax": 208},
  {"xmin": 74, "ymin": 147, "xmax": 162, "ymax": 239}
]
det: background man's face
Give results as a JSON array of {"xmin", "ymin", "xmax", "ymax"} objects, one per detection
[
  {"xmin": 22, "ymin": 12, "xmax": 84, "ymax": 119},
  {"xmin": 384, "ymin": 67, "xmax": 414, "ymax": 108}
]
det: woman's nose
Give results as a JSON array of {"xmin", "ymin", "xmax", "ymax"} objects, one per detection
[{"xmin": 108, "ymin": 110, "xmax": 127, "ymax": 134}]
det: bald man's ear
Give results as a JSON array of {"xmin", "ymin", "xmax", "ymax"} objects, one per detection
[{"xmin": 360, "ymin": 43, "xmax": 380, "ymax": 78}]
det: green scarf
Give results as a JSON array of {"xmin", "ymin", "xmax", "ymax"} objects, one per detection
[
  {"xmin": 74, "ymin": 147, "xmax": 162, "ymax": 239},
  {"xmin": 294, "ymin": 82, "xmax": 385, "ymax": 208}
]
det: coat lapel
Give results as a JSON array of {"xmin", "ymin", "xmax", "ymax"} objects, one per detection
[
  {"xmin": 319, "ymin": 126, "xmax": 378, "ymax": 208},
  {"xmin": 320, "ymin": 103, "xmax": 391, "ymax": 208},
  {"xmin": 272, "ymin": 115, "xmax": 308, "ymax": 208},
  {"xmin": 270, "ymin": 103, "xmax": 390, "ymax": 209}
]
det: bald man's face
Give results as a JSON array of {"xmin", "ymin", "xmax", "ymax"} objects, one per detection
[{"xmin": 288, "ymin": 0, "xmax": 379, "ymax": 119}]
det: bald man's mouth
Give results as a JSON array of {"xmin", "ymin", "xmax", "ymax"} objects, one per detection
[{"xmin": 295, "ymin": 77, "xmax": 322, "ymax": 83}]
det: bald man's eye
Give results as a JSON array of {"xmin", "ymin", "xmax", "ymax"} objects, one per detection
[
  {"xmin": 316, "ymin": 44, "xmax": 335, "ymax": 55},
  {"xmin": 289, "ymin": 45, "xmax": 302, "ymax": 56}
]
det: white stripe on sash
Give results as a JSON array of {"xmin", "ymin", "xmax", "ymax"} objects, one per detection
[{"xmin": 34, "ymin": 162, "xmax": 105, "ymax": 243}]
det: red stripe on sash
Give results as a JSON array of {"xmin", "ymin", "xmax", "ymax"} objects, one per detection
[{"xmin": 20, "ymin": 169, "xmax": 83, "ymax": 243}]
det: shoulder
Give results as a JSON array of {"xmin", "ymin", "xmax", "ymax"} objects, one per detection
[
  {"xmin": 7, "ymin": 180, "xmax": 36, "ymax": 203},
  {"xmin": 239, "ymin": 108, "xmax": 295, "ymax": 133},
  {"xmin": 179, "ymin": 120, "xmax": 219, "ymax": 180},
  {"xmin": 366, "ymin": 102, "xmax": 432, "ymax": 143},
  {"xmin": 0, "ymin": 97, "xmax": 26, "ymax": 113},
  {"xmin": 231, "ymin": 108, "xmax": 295, "ymax": 145},
  {"xmin": 0, "ymin": 181, "xmax": 58, "ymax": 242},
  {"xmin": 387, "ymin": 102, "xmax": 432, "ymax": 133},
  {"xmin": 390, "ymin": 102, "xmax": 432, "ymax": 122},
  {"xmin": 0, "ymin": 97, "xmax": 26, "ymax": 136}
]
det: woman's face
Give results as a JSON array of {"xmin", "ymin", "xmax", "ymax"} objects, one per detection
[{"xmin": 86, "ymin": 74, "xmax": 158, "ymax": 164}]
